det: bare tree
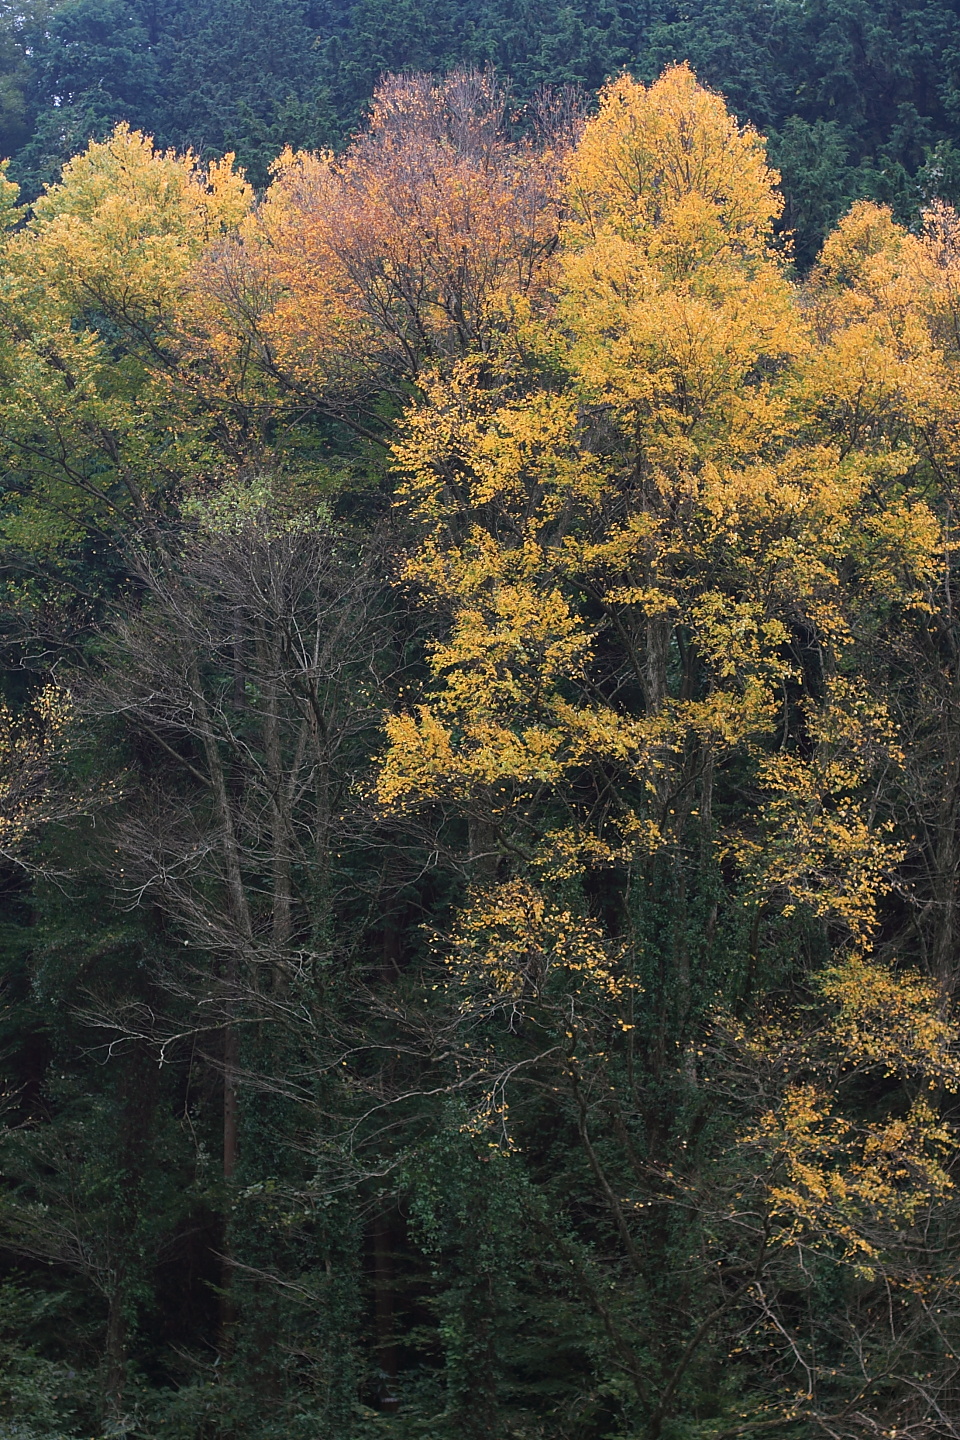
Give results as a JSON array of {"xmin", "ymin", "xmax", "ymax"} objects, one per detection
[{"xmin": 71, "ymin": 489, "xmax": 399, "ymax": 1361}]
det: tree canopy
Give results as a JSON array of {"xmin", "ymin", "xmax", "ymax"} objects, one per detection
[
  {"xmin": 3, "ymin": 48, "xmax": 960, "ymax": 1440},
  {"xmin": 5, "ymin": 0, "xmax": 960, "ymax": 261}
]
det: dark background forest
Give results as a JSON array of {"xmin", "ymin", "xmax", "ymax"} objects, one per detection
[{"xmin": 3, "ymin": 4, "xmax": 960, "ymax": 1440}]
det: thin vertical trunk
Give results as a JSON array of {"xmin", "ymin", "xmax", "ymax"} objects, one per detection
[
  {"xmin": 373, "ymin": 1212, "xmax": 399, "ymax": 1411},
  {"xmin": 381, "ymin": 908, "xmax": 402, "ymax": 983},
  {"xmin": 931, "ymin": 698, "xmax": 960, "ymax": 991},
  {"xmin": 102, "ymin": 1038, "xmax": 157, "ymax": 1420},
  {"xmin": 468, "ymin": 811, "xmax": 498, "ymax": 885},
  {"xmin": 188, "ymin": 661, "xmax": 252, "ymax": 1348},
  {"xmin": 645, "ymin": 614, "xmax": 670, "ymax": 719},
  {"xmin": 223, "ymin": 1014, "xmax": 239, "ymax": 1181},
  {"xmin": 104, "ymin": 1283, "xmax": 128, "ymax": 1422},
  {"xmin": 256, "ymin": 620, "xmax": 295, "ymax": 963}
]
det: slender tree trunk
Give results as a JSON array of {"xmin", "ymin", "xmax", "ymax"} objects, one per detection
[
  {"xmin": 187, "ymin": 663, "xmax": 252, "ymax": 1350},
  {"xmin": 223, "ymin": 1009, "xmax": 239, "ymax": 1182},
  {"xmin": 645, "ymin": 614, "xmax": 670, "ymax": 719},
  {"xmin": 218, "ymin": 976, "xmax": 239, "ymax": 1354},
  {"xmin": 373, "ymin": 1212, "xmax": 399, "ymax": 1411},
  {"xmin": 931, "ymin": 698, "xmax": 960, "ymax": 991},
  {"xmin": 104, "ymin": 1282, "xmax": 128, "ymax": 1422},
  {"xmin": 256, "ymin": 620, "xmax": 295, "ymax": 963},
  {"xmin": 468, "ymin": 810, "xmax": 498, "ymax": 885}
]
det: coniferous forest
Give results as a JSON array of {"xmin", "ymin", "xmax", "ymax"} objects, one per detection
[{"xmin": 6, "ymin": 4, "xmax": 960, "ymax": 1439}]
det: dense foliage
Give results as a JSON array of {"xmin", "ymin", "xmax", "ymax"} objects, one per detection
[
  {"xmin": 3, "ymin": 49, "xmax": 960, "ymax": 1440},
  {"xmin": 7, "ymin": 0, "xmax": 960, "ymax": 260}
]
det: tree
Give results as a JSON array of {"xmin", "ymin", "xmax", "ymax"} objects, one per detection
[
  {"xmin": 184, "ymin": 68, "xmax": 572, "ymax": 445},
  {"xmin": 373, "ymin": 66, "xmax": 960, "ymax": 1437},
  {"xmin": 0, "ymin": 123, "xmax": 255, "ymax": 632},
  {"xmin": 70, "ymin": 483, "xmax": 393, "ymax": 1423}
]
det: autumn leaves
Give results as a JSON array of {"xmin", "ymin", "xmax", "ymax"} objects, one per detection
[
  {"xmin": 382, "ymin": 67, "xmax": 937, "ymax": 948},
  {"xmin": 3, "ymin": 63, "xmax": 960, "ymax": 1431}
]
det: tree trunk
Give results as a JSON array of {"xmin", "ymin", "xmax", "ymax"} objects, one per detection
[
  {"xmin": 373, "ymin": 1211, "xmax": 399, "ymax": 1411},
  {"xmin": 103, "ymin": 1282, "xmax": 128, "ymax": 1423}
]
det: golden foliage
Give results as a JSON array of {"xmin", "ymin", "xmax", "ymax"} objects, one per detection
[
  {"xmin": 377, "ymin": 75, "xmax": 960, "ymax": 1306},
  {"xmin": 756, "ymin": 1084, "xmax": 953, "ymax": 1269},
  {"xmin": 447, "ymin": 878, "xmax": 628, "ymax": 1008},
  {"xmin": 380, "ymin": 68, "xmax": 942, "ymax": 954},
  {"xmin": 734, "ymin": 956, "xmax": 960, "ymax": 1271},
  {"xmin": 0, "ymin": 686, "xmax": 74, "ymax": 859},
  {"xmin": 3, "ymin": 64, "xmax": 960, "ymax": 1437},
  {"xmin": 239, "ymin": 72, "xmax": 565, "ymax": 397},
  {"xmin": 23, "ymin": 123, "xmax": 252, "ymax": 324},
  {"xmin": 565, "ymin": 64, "xmax": 782, "ymax": 259}
]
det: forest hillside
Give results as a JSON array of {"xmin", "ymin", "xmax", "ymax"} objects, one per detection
[{"xmin": 2, "ymin": 10, "xmax": 960, "ymax": 1440}]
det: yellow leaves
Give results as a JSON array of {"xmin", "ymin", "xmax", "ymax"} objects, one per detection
[
  {"xmin": 394, "ymin": 362, "xmax": 607, "ymax": 534},
  {"xmin": 689, "ymin": 592, "xmax": 789, "ymax": 683},
  {"xmin": 806, "ymin": 199, "xmax": 960, "ymax": 483},
  {"xmin": 437, "ymin": 879, "xmax": 639, "ymax": 1146},
  {"xmin": 561, "ymin": 67, "xmax": 800, "ymax": 458},
  {"xmin": 533, "ymin": 812, "xmax": 663, "ymax": 881},
  {"xmin": 735, "ymin": 689, "xmax": 904, "ymax": 946},
  {"xmin": 21, "ymin": 124, "xmax": 253, "ymax": 324},
  {"xmin": 734, "ymin": 959, "xmax": 960, "ymax": 1270},
  {"xmin": 376, "ymin": 66, "xmax": 949, "ymax": 987},
  {"xmin": 565, "ymin": 66, "xmax": 781, "ymax": 265},
  {"xmin": 0, "ymin": 686, "xmax": 74, "ymax": 859},
  {"xmin": 0, "ymin": 159, "xmax": 22, "ymax": 241},
  {"xmin": 377, "ymin": 705, "xmax": 458, "ymax": 808},
  {"xmin": 860, "ymin": 498, "xmax": 943, "ymax": 600},
  {"xmin": 0, "ymin": 128, "xmax": 271, "ymax": 560},
  {"xmin": 819, "ymin": 956, "xmax": 960, "ymax": 1087},
  {"xmin": 758, "ymin": 1084, "xmax": 953, "ymax": 1268},
  {"xmin": 33, "ymin": 124, "xmax": 250, "ymax": 234},
  {"xmin": 601, "ymin": 584, "xmax": 677, "ymax": 616},
  {"xmin": 448, "ymin": 878, "xmax": 628, "ymax": 1007},
  {"xmin": 744, "ymin": 794, "xmax": 897, "ymax": 941},
  {"xmin": 673, "ymin": 686, "xmax": 778, "ymax": 750},
  {"xmin": 431, "ymin": 581, "xmax": 590, "ymax": 694},
  {"xmin": 376, "ymin": 571, "xmax": 596, "ymax": 806},
  {"xmin": 562, "ymin": 231, "xmax": 800, "ymax": 446},
  {"xmin": 817, "ymin": 200, "xmax": 910, "ymax": 290}
]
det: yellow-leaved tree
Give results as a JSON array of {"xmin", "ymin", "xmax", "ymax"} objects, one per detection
[
  {"xmin": 376, "ymin": 66, "xmax": 960, "ymax": 1438},
  {"xmin": 0, "ymin": 125, "xmax": 255, "ymax": 586}
]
